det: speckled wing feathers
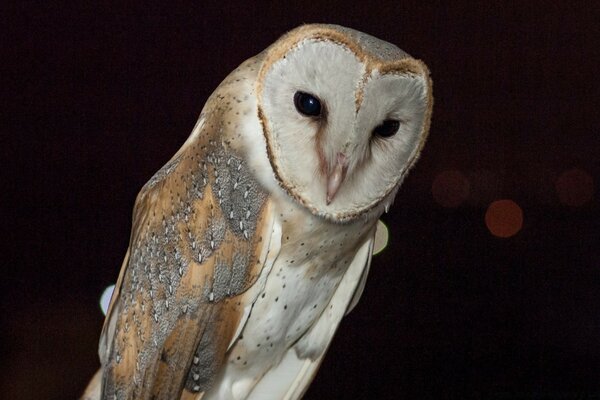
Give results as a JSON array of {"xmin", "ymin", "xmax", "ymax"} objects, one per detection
[{"xmin": 98, "ymin": 128, "xmax": 275, "ymax": 399}]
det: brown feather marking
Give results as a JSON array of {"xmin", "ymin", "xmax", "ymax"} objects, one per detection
[{"xmin": 99, "ymin": 125, "xmax": 272, "ymax": 399}]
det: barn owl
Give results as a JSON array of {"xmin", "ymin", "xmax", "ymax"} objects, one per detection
[{"xmin": 83, "ymin": 24, "xmax": 433, "ymax": 400}]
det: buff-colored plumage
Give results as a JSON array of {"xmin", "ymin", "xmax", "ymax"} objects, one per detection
[{"xmin": 83, "ymin": 24, "xmax": 432, "ymax": 400}]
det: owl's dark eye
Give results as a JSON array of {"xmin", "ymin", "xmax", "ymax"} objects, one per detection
[
  {"xmin": 294, "ymin": 91, "xmax": 322, "ymax": 117},
  {"xmin": 373, "ymin": 120, "xmax": 400, "ymax": 138}
]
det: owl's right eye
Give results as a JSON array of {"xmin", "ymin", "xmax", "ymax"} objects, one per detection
[
  {"xmin": 294, "ymin": 91, "xmax": 322, "ymax": 117},
  {"xmin": 372, "ymin": 120, "xmax": 400, "ymax": 138}
]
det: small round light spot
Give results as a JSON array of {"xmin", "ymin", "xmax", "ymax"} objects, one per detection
[
  {"xmin": 485, "ymin": 199, "xmax": 523, "ymax": 238},
  {"xmin": 100, "ymin": 284, "xmax": 116, "ymax": 316},
  {"xmin": 373, "ymin": 220, "xmax": 389, "ymax": 255},
  {"xmin": 432, "ymin": 170, "xmax": 470, "ymax": 208},
  {"xmin": 555, "ymin": 168, "xmax": 594, "ymax": 207}
]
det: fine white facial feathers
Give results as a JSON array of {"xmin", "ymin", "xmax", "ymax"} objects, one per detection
[{"xmin": 256, "ymin": 24, "xmax": 433, "ymax": 222}]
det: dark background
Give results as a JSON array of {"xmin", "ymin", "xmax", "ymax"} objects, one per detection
[{"xmin": 2, "ymin": 1, "xmax": 599, "ymax": 399}]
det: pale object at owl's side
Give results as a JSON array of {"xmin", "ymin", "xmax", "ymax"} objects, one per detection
[{"xmin": 82, "ymin": 24, "xmax": 433, "ymax": 400}]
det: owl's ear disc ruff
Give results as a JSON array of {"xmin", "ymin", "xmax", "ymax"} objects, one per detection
[{"xmin": 256, "ymin": 24, "xmax": 433, "ymax": 222}]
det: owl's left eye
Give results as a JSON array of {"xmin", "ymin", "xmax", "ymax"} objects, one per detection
[
  {"xmin": 294, "ymin": 91, "xmax": 322, "ymax": 117},
  {"xmin": 372, "ymin": 120, "xmax": 400, "ymax": 138}
]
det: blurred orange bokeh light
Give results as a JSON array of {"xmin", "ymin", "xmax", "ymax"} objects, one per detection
[{"xmin": 485, "ymin": 199, "xmax": 523, "ymax": 238}]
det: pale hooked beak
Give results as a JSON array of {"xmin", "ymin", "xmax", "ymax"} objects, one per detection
[{"xmin": 326, "ymin": 152, "xmax": 349, "ymax": 205}]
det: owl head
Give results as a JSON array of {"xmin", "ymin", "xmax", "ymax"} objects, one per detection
[{"xmin": 255, "ymin": 24, "xmax": 433, "ymax": 223}]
